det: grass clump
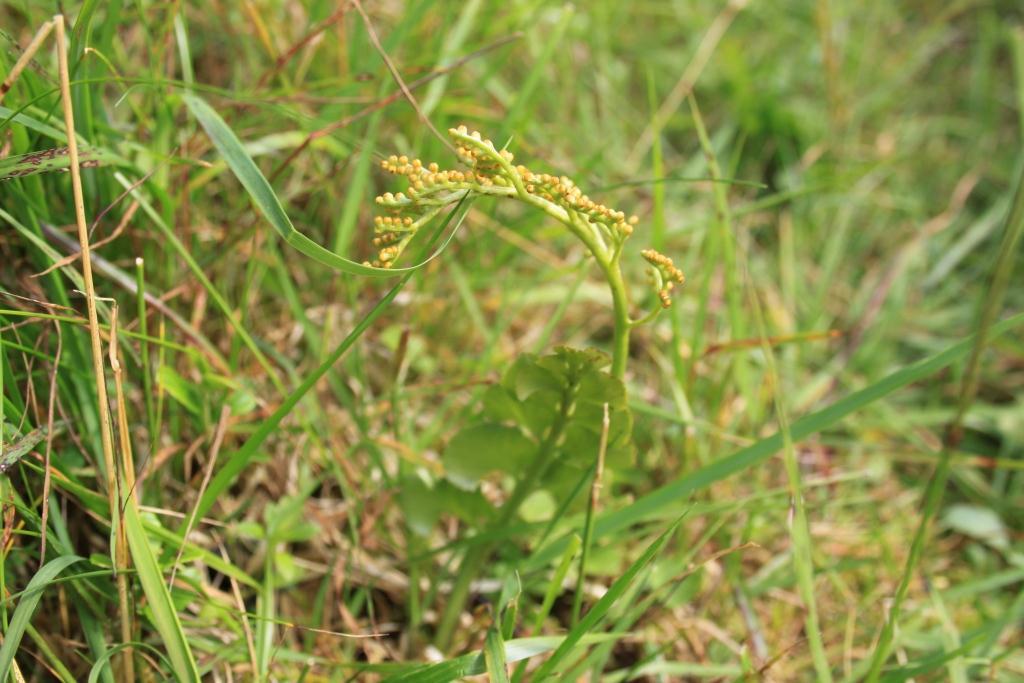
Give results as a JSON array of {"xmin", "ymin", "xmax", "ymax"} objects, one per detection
[{"xmin": 1, "ymin": 2, "xmax": 1023, "ymax": 682}]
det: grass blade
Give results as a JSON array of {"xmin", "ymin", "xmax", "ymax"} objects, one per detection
[
  {"xmin": 183, "ymin": 199, "xmax": 470, "ymax": 528},
  {"xmin": 501, "ymin": 5, "xmax": 574, "ymax": 137},
  {"xmin": 120, "ymin": 172, "xmax": 287, "ymax": 394},
  {"xmin": 523, "ymin": 310, "xmax": 1024, "ymax": 571},
  {"xmin": 864, "ymin": 150, "xmax": 1024, "ymax": 682},
  {"xmin": 484, "ymin": 625, "xmax": 511, "ymax": 683},
  {"xmin": 0, "ymin": 420, "xmax": 64, "ymax": 472},
  {"xmin": 182, "ymin": 93, "xmax": 464, "ymax": 277},
  {"xmin": 0, "ymin": 146, "xmax": 122, "ymax": 180},
  {"xmin": 531, "ymin": 518, "xmax": 683, "ymax": 680},
  {"xmin": 87, "ymin": 642, "xmax": 173, "ymax": 683},
  {"xmin": 123, "ymin": 500, "xmax": 200, "ymax": 682},
  {"xmin": 0, "ymin": 555, "xmax": 82, "ymax": 680},
  {"xmin": 532, "ymin": 533, "xmax": 580, "ymax": 636},
  {"xmin": 592, "ymin": 311, "xmax": 1024, "ymax": 539}
]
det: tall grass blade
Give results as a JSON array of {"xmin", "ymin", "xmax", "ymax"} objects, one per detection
[
  {"xmin": 484, "ymin": 625, "xmax": 511, "ymax": 683},
  {"xmin": 182, "ymin": 94, "xmax": 464, "ymax": 277},
  {"xmin": 0, "ymin": 146, "xmax": 122, "ymax": 180},
  {"xmin": 122, "ymin": 500, "xmax": 200, "ymax": 682},
  {"xmin": 0, "ymin": 555, "xmax": 82, "ymax": 680},
  {"xmin": 87, "ymin": 643, "xmax": 173, "ymax": 683},
  {"xmin": 531, "ymin": 518, "xmax": 683, "ymax": 680},
  {"xmin": 864, "ymin": 151, "xmax": 1024, "ymax": 682}
]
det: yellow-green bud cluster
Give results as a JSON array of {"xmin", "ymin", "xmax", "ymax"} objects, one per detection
[
  {"xmin": 370, "ymin": 130, "xmax": 522, "ymax": 266},
  {"xmin": 522, "ymin": 170, "xmax": 639, "ymax": 239},
  {"xmin": 445, "ymin": 126, "xmax": 638, "ymax": 242},
  {"xmin": 641, "ymin": 249, "xmax": 686, "ymax": 308},
  {"xmin": 370, "ymin": 127, "xmax": 655, "ymax": 277}
]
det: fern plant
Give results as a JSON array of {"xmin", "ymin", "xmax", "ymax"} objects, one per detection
[
  {"xmin": 372, "ymin": 126, "xmax": 684, "ymax": 380},
  {"xmin": 374, "ymin": 126, "xmax": 686, "ymax": 650}
]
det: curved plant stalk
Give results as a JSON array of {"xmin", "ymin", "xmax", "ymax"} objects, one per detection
[
  {"xmin": 372, "ymin": 126, "xmax": 685, "ymax": 379},
  {"xmin": 53, "ymin": 15, "xmax": 136, "ymax": 683}
]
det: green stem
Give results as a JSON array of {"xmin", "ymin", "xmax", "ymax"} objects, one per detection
[
  {"xmin": 434, "ymin": 389, "xmax": 574, "ymax": 651},
  {"xmin": 571, "ymin": 403, "xmax": 609, "ymax": 626},
  {"xmin": 135, "ymin": 258, "xmax": 155, "ymax": 446},
  {"xmin": 604, "ymin": 257, "xmax": 631, "ymax": 381},
  {"xmin": 447, "ymin": 133, "xmax": 634, "ymax": 379},
  {"xmin": 434, "ymin": 544, "xmax": 484, "ymax": 652}
]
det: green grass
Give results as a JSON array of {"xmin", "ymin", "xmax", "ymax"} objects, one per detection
[{"xmin": 1, "ymin": 1, "xmax": 1023, "ymax": 681}]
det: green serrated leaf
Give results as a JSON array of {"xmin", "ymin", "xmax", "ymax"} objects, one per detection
[
  {"xmin": 437, "ymin": 480, "xmax": 498, "ymax": 526},
  {"xmin": 482, "ymin": 384, "xmax": 526, "ymax": 425},
  {"xmin": 399, "ymin": 475, "xmax": 444, "ymax": 537},
  {"xmin": 519, "ymin": 390, "xmax": 561, "ymax": 439},
  {"xmin": 444, "ymin": 423, "xmax": 534, "ymax": 490},
  {"xmin": 577, "ymin": 369, "xmax": 626, "ymax": 408},
  {"xmin": 534, "ymin": 459, "xmax": 591, "ymax": 500},
  {"xmin": 505, "ymin": 354, "xmax": 563, "ymax": 400},
  {"xmin": 562, "ymin": 403, "xmax": 634, "ymax": 468},
  {"xmin": 553, "ymin": 346, "xmax": 610, "ymax": 370},
  {"xmin": 519, "ymin": 489, "xmax": 557, "ymax": 522}
]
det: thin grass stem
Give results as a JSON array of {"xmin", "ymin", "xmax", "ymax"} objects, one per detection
[
  {"xmin": 54, "ymin": 15, "xmax": 133, "ymax": 683},
  {"xmin": 570, "ymin": 403, "xmax": 609, "ymax": 626}
]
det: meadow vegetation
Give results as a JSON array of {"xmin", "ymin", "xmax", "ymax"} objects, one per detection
[{"xmin": 0, "ymin": 1, "xmax": 1022, "ymax": 680}]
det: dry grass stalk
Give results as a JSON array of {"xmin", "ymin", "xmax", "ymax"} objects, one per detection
[{"xmin": 54, "ymin": 15, "xmax": 135, "ymax": 683}]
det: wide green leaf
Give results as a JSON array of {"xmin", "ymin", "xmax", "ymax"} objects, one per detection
[
  {"xmin": 443, "ymin": 423, "xmax": 534, "ymax": 490},
  {"xmin": 399, "ymin": 475, "xmax": 444, "ymax": 537}
]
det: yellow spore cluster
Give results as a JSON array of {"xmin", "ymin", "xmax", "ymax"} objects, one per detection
[
  {"xmin": 641, "ymin": 249, "xmax": 686, "ymax": 308},
  {"xmin": 370, "ymin": 126, "xmax": 684, "ymax": 313},
  {"xmin": 369, "ymin": 126, "xmax": 641, "ymax": 268}
]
